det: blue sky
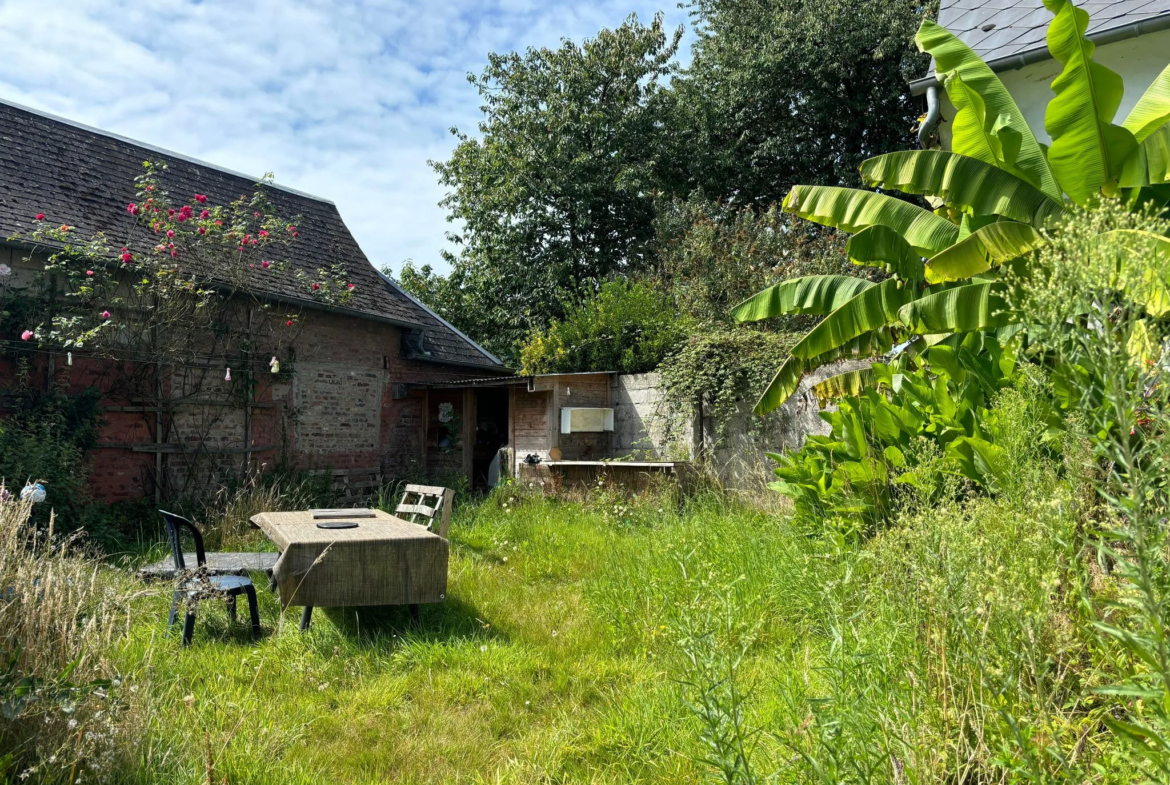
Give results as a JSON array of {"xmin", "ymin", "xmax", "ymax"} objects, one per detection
[{"xmin": 0, "ymin": 0, "xmax": 692, "ymax": 275}]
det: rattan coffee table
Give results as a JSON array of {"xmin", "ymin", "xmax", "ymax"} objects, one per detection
[{"xmin": 250, "ymin": 509, "xmax": 448, "ymax": 629}]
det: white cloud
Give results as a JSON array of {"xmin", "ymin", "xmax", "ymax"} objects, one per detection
[{"xmin": 0, "ymin": 0, "xmax": 691, "ymax": 275}]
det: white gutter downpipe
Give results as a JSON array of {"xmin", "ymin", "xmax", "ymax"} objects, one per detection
[{"xmin": 918, "ymin": 85, "xmax": 941, "ymax": 149}]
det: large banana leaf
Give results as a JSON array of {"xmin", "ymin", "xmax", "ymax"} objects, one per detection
[
  {"xmin": 860, "ymin": 151, "xmax": 1066, "ymax": 228},
  {"xmin": 1043, "ymin": 0, "xmax": 1138, "ymax": 205},
  {"xmin": 1119, "ymin": 125, "xmax": 1170, "ymax": 187},
  {"xmin": 1123, "ymin": 63, "xmax": 1170, "ymax": 143},
  {"xmin": 730, "ymin": 275, "xmax": 875, "ymax": 323},
  {"xmin": 925, "ymin": 222, "xmax": 1045, "ymax": 284},
  {"xmin": 898, "ymin": 282, "xmax": 1011, "ymax": 334},
  {"xmin": 755, "ymin": 331, "xmax": 893, "ymax": 415},
  {"xmin": 792, "ymin": 279, "xmax": 917, "ymax": 360},
  {"xmin": 782, "ymin": 185, "xmax": 960, "ymax": 256},
  {"xmin": 916, "ymin": 18, "xmax": 1062, "ymax": 203},
  {"xmin": 846, "ymin": 226, "xmax": 925, "ymax": 280}
]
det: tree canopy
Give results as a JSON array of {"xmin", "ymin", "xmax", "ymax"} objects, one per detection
[{"xmin": 409, "ymin": 0, "xmax": 934, "ymax": 364}]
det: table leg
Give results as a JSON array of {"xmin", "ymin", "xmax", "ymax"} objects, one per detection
[{"xmin": 300, "ymin": 606, "xmax": 313, "ymax": 632}]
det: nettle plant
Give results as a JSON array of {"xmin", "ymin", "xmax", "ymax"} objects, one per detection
[{"xmin": 735, "ymin": 0, "xmax": 1170, "ymax": 415}]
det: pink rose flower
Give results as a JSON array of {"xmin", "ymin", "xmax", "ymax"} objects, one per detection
[
  {"xmin": 100, "ymin": 311, "xmax": 110, "ymax": 319},
  {"xmin": 86, "ymin": 270, "xmax": 94, "ymax": 276},
  {"xmin": 20, "ymin": 330, "xmax": 33, "ymax": 341},
  {"xmin": 127, "ymin": 203, "xmax": 139, "ymax": 215},
  {"xmin": 261, "ymin": 260, "xmax": 270, "ymax": 269},
  {"xmin": 171, "ymin": 250, "xmax": 178, "ymax": 258},
  {"xmin": 166, "ymin": 230, "xmax": 175, "ymax": 238},
  {"xmin": 258, "ymin": 230, "xmax": 268, "ymax": 238}
]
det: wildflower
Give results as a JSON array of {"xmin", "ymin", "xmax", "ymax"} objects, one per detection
[
  {"xmin": 100, "ymin": 310, "xmax": 110, "ymax": 319},
  {"xmin": 35, "ymin": 213, "xmax": 44, "ymax": 221},
  {"xmin": 194, "ymin": 193, "xmax": 207, "ymax": 203},
  {"xmin": 166, "ymin": 229, "xmax": 175, "ymax": 238},
  {"xmin": 21, "ymin": 330, "xmax": 33, "ymax": 341},
  {"xmin": 127, "ymin": 203, "xmax": 139, "ymax": 215}
]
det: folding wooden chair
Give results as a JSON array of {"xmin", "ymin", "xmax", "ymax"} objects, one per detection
[{"xmin": 395, "ymin": 484, "xmax": 453, "ymax": 539}]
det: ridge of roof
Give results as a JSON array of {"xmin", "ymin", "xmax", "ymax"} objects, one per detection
[{"xmin": 0, "ymin": 95, "xmax": 336, "ymax": 205}]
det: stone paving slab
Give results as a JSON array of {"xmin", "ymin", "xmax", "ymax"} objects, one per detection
[{"xmin": 138, "ymin": 552, "xmax": 278, "ymax": 581}]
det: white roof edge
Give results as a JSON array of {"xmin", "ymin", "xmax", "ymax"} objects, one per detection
[
  {"xmin": 0, "ymin": 95, "xmax": 337, "ymax": 205},
  {"xmin": 376, "ymin": 268, "xmax": 506, "ymax": 367}
]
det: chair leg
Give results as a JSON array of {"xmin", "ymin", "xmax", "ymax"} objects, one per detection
[
  {"xmin": 244, "ymin": 585, "xmax": 261, "ymax": 639},
  {"xmin": 226, "ymin": 594, "xmax": 237, "ymax": 625},
  {"xmin": 409, "ymin": 604, "xmax": 420, "ymax": 627},
  {"xmin": 182, "ymin": 608, "xmax": 196, "ymax": 647},
  {"xmin": 300, "ymin": 606, "xmax": 313, "ymax": 632},
  {"xmin": 167, "ymin": 590, "xmax": 182, "ymax": 633}
]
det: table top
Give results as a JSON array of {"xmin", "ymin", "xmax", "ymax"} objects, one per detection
[{"xmin": 250, "ymin": 509, "xmax": 440, "ymax": 551}]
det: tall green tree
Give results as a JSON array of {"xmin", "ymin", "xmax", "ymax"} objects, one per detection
[
  {"xmin": 663, "ymin": 0, "xmax": 934, "ymax": 204},
  {"xmin": 426, "ymin": 14, "xmax": 682, "ymax": 359}
]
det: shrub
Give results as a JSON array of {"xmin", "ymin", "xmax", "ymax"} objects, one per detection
[
  {"xmin": 771, "ymin": 333, "xmax": 1042, "ymax": 533},
  {"xmin": 519, "ymin": 280, "xmax": 689, "ymax": 374}
]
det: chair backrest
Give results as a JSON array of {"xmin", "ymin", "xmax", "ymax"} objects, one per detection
[
  {"xmin": 395, "ymin": 484, "xmax": 453, "ymax": 539},
  {"xmin": 158, "ymin": 510, "xmax": 207, "ymax": 571}
]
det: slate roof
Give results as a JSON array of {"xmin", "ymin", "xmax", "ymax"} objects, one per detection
[
  {"xmin": 0, "ymin": 98, "xmax": 504, "ymax": 370},
  {"xmin": 915, "ymin": 0, "xmax": 1170, "ymax": 92}
]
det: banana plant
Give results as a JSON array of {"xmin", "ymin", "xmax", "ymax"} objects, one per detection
[{"xmin": 738, "ymin": 0, "xmax": 1170, "ymax": 415}]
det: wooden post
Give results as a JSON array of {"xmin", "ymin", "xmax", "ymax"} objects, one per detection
[{"xmin": 462, "ymin": 388, "xmax": 475, "ymax": 489}]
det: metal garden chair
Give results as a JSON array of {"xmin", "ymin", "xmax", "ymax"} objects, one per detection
[{"xmin": 159, "ymin": 510, "xmax": 261, "ymax": 646}]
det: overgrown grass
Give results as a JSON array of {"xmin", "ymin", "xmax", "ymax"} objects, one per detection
[{"xmin": 2, "ymin": 424, "xmax": 1146, "ymax": 782}]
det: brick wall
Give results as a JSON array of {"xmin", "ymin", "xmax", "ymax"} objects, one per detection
[{"xmin": 0, "ymin": 285, "xmax": 504, "ymax": 502}]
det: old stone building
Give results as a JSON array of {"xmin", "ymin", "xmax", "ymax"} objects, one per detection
[{"xmin": 0, "ymin": 98, "xmax": 510, "ymax": 503}]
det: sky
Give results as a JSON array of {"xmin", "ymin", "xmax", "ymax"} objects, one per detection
[{"xmin": 0, "ymin": 0, "xmax": 692, "ymax": 276}]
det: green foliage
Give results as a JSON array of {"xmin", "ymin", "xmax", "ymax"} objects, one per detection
[
  {"xmin": 656, "ymin": 329, "xmax": 799, "ymax": 444},
  {"xmin": 0, "ymin": 375, "xmax": 101, "ymax": 532},
  {"xmin": 663, "ymin": 0, "xmax": 933, "ymax": 202},
  {"xmin": 426, "ymin": 15, "xmax": 681, "ymax": 360},
  {"xmin": 741, "ymin": 4, "xmax": 1170, "ymax": 414},
  {"xmin": 772, "ymin": 334, "xmax": 1026, "ymax": 533},
  {"xmin": 519, "ymin": 281, "xmax": 688, "ymax": 375},
  {"xmin": 652, "ymin": 195, "xmax": 856, "ymax": 328}
]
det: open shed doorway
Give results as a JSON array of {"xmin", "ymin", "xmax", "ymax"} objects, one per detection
[{"xmin": 472, "ymin": 388, "xmax": 509, "ymax": 492}]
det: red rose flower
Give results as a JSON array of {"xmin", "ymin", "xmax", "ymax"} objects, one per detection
[
  {"xmin": 127, "ymin": 203, "xmax": 139, "ymax": 215},
  {"xmin": 194, "ymin": 193, "xmax": 207, "ymax": 203},
  {"xmin": 167, "ymin": 208, "xmax": 175, "ymax": 216},
  {"xmin": 311, "ymin": 282, "xmax": 321, "ymax": 291},
  {"xmin": 258, "ymin": 230, "xmax": 268, "ymax": 238},
  {"xmin": 286, "ymin": 320, "xmax": 293, "ymax": 327},
  {"xmin": 347, "ymin": 283, "xmax": 355, "ymax": 290},
  {"xmin": 261, "ymin": 260, "xmax": 271, "ymax": 269},
  {"xmin": 166, "ymin": 230, "xmax": 175, "ymax": 238},
  {"xmin": 199, "ymin": 210, "xmax": 209, "ymax": 219},
  {"xmin": 198, "ymin": 226, "xmax": 206, "ymax": 235},
  {"xmin": 35, "ymin": 213, "xmax": 44, "ymax": 221},
  {"xmin": 121, "ymin": 252, "xmax": 132, "ymax": 263}
]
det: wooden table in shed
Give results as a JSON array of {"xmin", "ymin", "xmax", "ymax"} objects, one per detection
[{"xmin": 249, "ymin": 509, "xmax": 448, "ymax": 630}]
